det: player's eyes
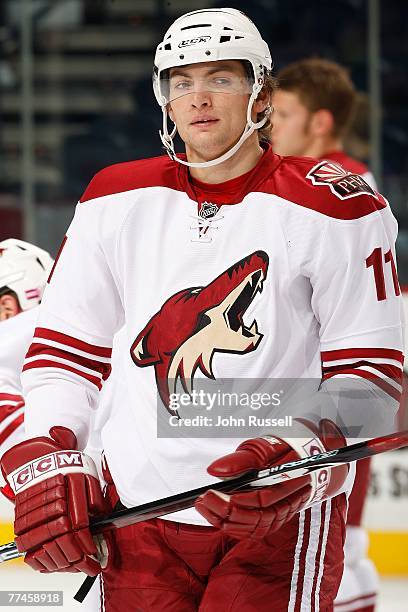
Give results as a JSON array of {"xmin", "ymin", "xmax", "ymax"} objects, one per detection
[
  {"xmin": 212, "ymin": 77, "xmax": 231, "ymax": 85},
  {"xmin": 173, "ymin": 80, "xmax": 193, "ymax": 90}
]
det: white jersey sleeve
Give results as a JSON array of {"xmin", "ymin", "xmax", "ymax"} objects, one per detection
[
  {"xmin": 22, "ymin": 200, "xmax": 125, "ymax": 449},
  {"xmin": 309, "ymin": 194, "xmax": 403, "ymax": 436},
  {"xmin": 85, "ymin": 326, "xmax": 128, "ymax": 477},
  {"xmin": 0, "ymin": 308, "xmax": 38, "ymax": 456}
]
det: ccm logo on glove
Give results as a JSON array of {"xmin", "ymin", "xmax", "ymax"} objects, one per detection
[
  {"xmin": 0, "ymin": 427, "xmax": 110, "ymax": 575},
  {"xmin": 10, "ymin": 451, "xmax": 86, "ymax": 492}
]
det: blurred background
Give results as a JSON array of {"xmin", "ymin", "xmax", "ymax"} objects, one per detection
[
  {"xmin": 0, "ymin": 2, "xmax": 407, "ymax": 609},
  {"xmin": 0, "ymin": 0, "xmax": 407, "ymax": 273}
]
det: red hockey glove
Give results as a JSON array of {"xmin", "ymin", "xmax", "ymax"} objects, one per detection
[
  {"xmin": 195, "ymin": 419, "xmax": 349, "ymax": 539},
  {"xmin": 0, "ymin": 426, "xmax": 109, "ymax": 575}
]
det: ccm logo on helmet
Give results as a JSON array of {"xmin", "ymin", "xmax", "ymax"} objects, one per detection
[
  {"xmin": 178, "ymin": 36, "xmax": 211, "ymax": 48},
  {"xmin": 12, "ymin": 451, "xmax": 84, "ymax": 491}
]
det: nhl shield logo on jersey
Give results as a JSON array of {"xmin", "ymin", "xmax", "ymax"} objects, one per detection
[
  {"xmin": 199, "ymin": 202, "xmax": 219, "ymax": 219},
  {"xmin": 130, "ymin": 250, "xmax": 269, "ymax": 416},
  {"xmin": 306, "ymin": 161, "xmax": 376, "ymax": 200}
]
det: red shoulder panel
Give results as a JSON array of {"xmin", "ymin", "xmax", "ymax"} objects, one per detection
[
  {"xmin": 80, "ymin": 155, "xmax": 182, "ymax": 203},
  {"xmin": 262, "ymin": 156, "xmax": 386, "ymax": 220}
]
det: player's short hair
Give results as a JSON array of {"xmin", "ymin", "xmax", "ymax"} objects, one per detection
[
  {"xmin": 258, "ymin": 72, "xmax": 277, "ymax": 144},
  {"xmin": 276, "ymin": 58, "xmax": 357, "ymax": 137},
  {"xmin": 240, "ymin": 61, "xmax": 277, "ymax": 144}
]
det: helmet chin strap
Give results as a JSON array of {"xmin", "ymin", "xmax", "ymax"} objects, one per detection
[{"xmin": 159, "ymin": 88, "xmax": 271, "ymax": 169}]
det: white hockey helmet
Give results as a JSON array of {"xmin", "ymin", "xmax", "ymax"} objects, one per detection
[
  {"xmin": 153, "ymin": 8, "xmax": 272, "ymax": 168},
  {"xmin": 0, "ymin": 239, "xmax": 54, "ymax": 311}
]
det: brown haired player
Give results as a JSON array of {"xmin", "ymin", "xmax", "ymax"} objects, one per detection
[
  {"xmin": 272, "ymin": 57, "xmax": 376, "ymax": 189},
  {"xmin": 1, "ymin": 13, "xmax": 402, "ymax": 611},
  {"xmin": 272, "ymin": 57, "xmax": 378, "ymax": 612}
]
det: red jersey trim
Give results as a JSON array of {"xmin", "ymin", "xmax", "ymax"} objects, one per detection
[
  {"xmin": 0, "ymin": 393, "xmax": 24, "ymax": 404},
  {"xmin": 32, "ymin": 328, "xmax": 112, "ymax": 358},
  {"xmin": 26, "ymin": 343, "xmax": 112, "ymax": 381},
  {"xmin": 322, "ymin": 368, "xmax": 401, "ymax": 402},
  {"xmin": 321, "ymin": 348, "xmax": 403, "ymax": 404},
  {"xmin": 321, "ymin": 348, "xmax": 404, "ymax": 365},
  {"xmin": 0, "ymin": 413, "xmax": 24, "ymax": 446},
  {"xmin": 323, "ymin": 361, "xmax": 402, "ymax": 382},
  {"xmin": 23, "ymin": 360, "xmax": 104, "ymax": 391},
  {"xmin": 0, "ymin": 402, "xmax": 24, "ymax": 425},
  {"xmin": 79, "ymin": 145, "xmax": 386, "ymax": 220},
  {"xmin": 80, "ymin": 155, "xmax": 184, "ymax": 203}
]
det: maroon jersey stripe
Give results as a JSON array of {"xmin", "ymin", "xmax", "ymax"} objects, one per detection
[
  {"xmin": 0, "ymin": 413, "xmax": 24, "ymax": 446},
  {"xmin": 25, "ymin": 343, "xmax": 111, "ymax": 379},
  {"xmin": 23, "ymin": 360, "xmax": 103, "ymax": 390},
  {"xmin": 0, "ymin": 393, "xmax": 24, "ymax": 403},
  {"xmin": 321, "ymin": 348, "xmax": 404, "ymax": 364},
  {"xmin": 0, "ymin": 402, "xmax": 24, "ymax": 425},
  {"xmin": 322, "ymin": 361, "xmax": 402, "ymax": 382},
  {"xmin": 31, "ymin": 328, "xmax": 112, "ymax": 358},
  {"xmin": 323, "ymin": 368, "xmax": 401, "ymax": 401}
]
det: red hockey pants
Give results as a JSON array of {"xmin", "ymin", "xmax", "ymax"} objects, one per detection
[{"xmin": 100, "ymin": 494, "xmax": 346, "ymax": 611}]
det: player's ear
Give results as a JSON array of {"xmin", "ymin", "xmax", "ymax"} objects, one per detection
[
  {"xmin": 311, "ymin": 109, "xmax": 334, "ymax": 137},
  {"xmin": 254, "ymin": 86, "xmax": 271, "ymax": 115}
]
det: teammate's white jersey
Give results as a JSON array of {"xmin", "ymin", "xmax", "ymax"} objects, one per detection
[
  {"xmin": 0, "ymin": 305, "xmax": 117, "ymax": 470},
  {"xmin": 21, "ymin": 145, "xmax": 404, "ymax": 524},
  {"xmin": 0, "ymin": 308, "xmax": 38, "ymax": 456}
]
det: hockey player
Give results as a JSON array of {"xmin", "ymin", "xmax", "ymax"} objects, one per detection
[
  {"xmin": 271, "ymin": 58, "xmax": 380, "ymax": 612},
  {"xmin": 271, "ymin": 57, "xmax": 376, "ymax": 188},
  {"xmin": 0, "ymin": 239, "xmax": 105, "ymax": 610},
  {"xmin": 0, "ymin": 9, "xmax": 403, "ymax": 612},
  {"xmin": 0, "ymin": 240, "xmax": 54, "ymax": 459}
]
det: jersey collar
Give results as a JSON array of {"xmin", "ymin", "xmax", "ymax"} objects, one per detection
[{"xmin": 177, "ymin": 143, "xmax": 281, "ymax": 206}]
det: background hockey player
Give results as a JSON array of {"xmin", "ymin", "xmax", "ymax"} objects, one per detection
[
  {"xmin": 271, "ymin": 58, "xmax": 376, "ymax": 190},
  {"xmin": 0, "ymin": 9, "xmax": 403, "ymax": 612},
  {"xmin": 0, "ymin": 239, "xmax": 54, "ymax": 460},
  {"xmin": 271, "ymin": 57, "xmax": 381, "ymax": 612},
  {"xmin": 0, "ymin": 240, "xmax": 103, "ymax": 610}
]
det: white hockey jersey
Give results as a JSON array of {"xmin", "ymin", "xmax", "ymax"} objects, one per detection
[
  {"xmin": 0, "ymin": 304, "xmax": 117, "ymax": 484},
  {"xmin": 21, "ymin": 145, "xmax": 404, "ymax": 524},
  {"xmin": 0, "ymin": 308, "xmax": 38, "ymax": 457}
]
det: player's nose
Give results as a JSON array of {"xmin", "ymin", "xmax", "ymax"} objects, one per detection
[{"xmin": 190, "ymin": 90, "xmax": 212, "ymax": 108}]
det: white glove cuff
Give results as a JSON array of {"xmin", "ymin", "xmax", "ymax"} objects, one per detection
[
  {"xmin": 7, "ymin": 450, "xmax": 99, "ymax": 494},
  {"xmin": 262, "ymin": 424, "xmax": 329, "ymax": 504}
]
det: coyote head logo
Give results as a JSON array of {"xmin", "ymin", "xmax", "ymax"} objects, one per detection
[{"xmin": 131, "ymin": 250, "xmax": 269, "ymax": 415}]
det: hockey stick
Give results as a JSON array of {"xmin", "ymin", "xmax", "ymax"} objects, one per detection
[{"xmin": 1, "ymin": 429, "xmax": 408, "ymax": 565}]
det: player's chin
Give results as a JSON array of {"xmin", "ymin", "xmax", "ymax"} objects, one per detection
[{"xmin": 189, "ymin": 135, "xmax": 237, "ymax": 161}]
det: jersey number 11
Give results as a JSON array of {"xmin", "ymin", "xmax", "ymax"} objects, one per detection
[{"xmin": 366, "ymin": 247, "xmax": 401, "ymax": 301}]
